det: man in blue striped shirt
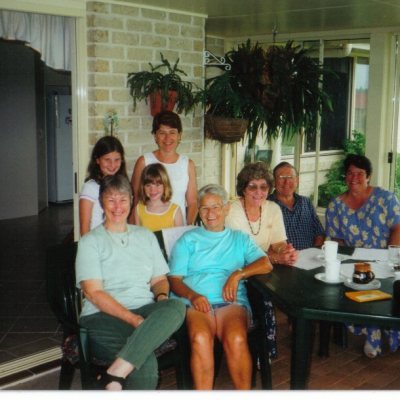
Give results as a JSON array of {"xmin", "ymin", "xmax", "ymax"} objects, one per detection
[{"xmin": 268, "ymin": 162, "xmax": 325, "ymax": 250}]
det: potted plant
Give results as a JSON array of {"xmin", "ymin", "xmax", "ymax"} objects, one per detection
[
  {"xmin": 127, "ymin": 53, "xmax": 201, "ymax": 116},
  {"xmin": 202, "ymin": 40, "xmax": 337, "ymax": 147}
]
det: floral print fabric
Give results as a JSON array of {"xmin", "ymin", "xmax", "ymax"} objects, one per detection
[
  {"xmin": 325, "ymin": 186, "xmax": 400, "ymax": 354},
  {"xmin": 347, "ymin": 325, "xmax": 400, "ymax": 356},
  {"xmin": 325, "ymin": 187, "xmax": 400, "ymax": 248}
]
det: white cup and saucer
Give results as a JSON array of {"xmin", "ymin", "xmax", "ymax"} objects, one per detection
[{"xmin": 315, "ymin": 241, "xmax": 345, "ymax": 284}]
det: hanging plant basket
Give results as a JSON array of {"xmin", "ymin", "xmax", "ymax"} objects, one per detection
[
  {"xmin": 201, "ymin": 40, "xmax": 337, "ymax": 148},
  {"xmin": 149, "ymin": 90, "xmax": 177, "ymax": 116},
  {"xmin": 205, "ymin": 114, "xmax": 248, "ymax": 143}
]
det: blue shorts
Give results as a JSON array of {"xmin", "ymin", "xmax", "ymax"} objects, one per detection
[{"xmin": 186, "ymin": 301, "xmax": 252, "ymax": 322}]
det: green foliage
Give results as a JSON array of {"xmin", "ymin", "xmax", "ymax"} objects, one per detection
[
  {"xmin": 127, "ymin": 53, "xmax": 201, "ymax": 115},
  {"xmin": 201, "ymin": 40, "xmax": 337, "ymax": 148},
  {"xmin": 394, "ymin": 154, "xmax": 400, "ymax": 200},
  {"xmin": 317, "ymin": 131, "xmax": 365, "ymax": 207}
]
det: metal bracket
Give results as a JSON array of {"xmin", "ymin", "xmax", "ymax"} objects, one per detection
[{"xmin": 203, "ymin": 50, "xmax": 231, "ymax": 70}]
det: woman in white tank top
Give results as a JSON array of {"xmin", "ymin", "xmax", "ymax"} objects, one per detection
[{"xmin": 129, "ymin": 111, "xmax": 198, "ymax": 225}]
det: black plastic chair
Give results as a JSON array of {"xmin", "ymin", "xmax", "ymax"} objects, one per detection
[
  {"xmin": 46, "ymin": 241, "xmax": 192, "ymax": 390},
  {"xmin": 154, "ymin": 229, "xmax": 272, "ymax": 389}
]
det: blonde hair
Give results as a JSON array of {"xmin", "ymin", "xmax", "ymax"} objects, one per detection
[{"xmin": 138, "ymin": 163, "xmax": 173, "ymax": 204}]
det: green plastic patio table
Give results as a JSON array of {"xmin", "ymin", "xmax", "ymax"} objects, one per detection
[{"xmin": 249, "ymin": 262, "xmax": 400, "ymax": 389}]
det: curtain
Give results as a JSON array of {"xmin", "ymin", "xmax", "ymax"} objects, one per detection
[{"xmin": 0, "ymin": 10, "xmax": 72, "ymax": 71}]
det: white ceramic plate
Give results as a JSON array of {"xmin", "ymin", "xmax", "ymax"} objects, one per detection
[
  {"xmin": 316, "ymin": 254, "xmax": 347, "ymax": 262},
  {"xmin": 314, "ymin": 273, "xmax": 346, "ymax": 284},
  {"xmin": 343, "ymin": 278, "xmax": 381, "ymax": 291}
]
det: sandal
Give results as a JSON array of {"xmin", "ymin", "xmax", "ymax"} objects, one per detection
[
  {"xmin": 97, "ymin": 371, "xmax": 126, "ymax": 390},
  {"xmin": 363, "ymin": 340, "xmax": 377, "ymax": 358}
]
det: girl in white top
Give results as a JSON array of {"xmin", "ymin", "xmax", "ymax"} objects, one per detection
[
  {"xmin": 79, "ymin": 136, "xmax": 128, "ymax": 236},
  {"xmin": 129, "ymin": 111, "xmax": 197, "ymax": 225},
  {"xmin": 134, "ymin": 163, "xmax": 184, "ymax": 232}
]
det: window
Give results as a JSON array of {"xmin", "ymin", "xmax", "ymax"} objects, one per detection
[
  {"xmin": 233, "ymin": 38, "xmax": 370, "ymax": 201},
  {"xmin": 306, "ymin": 56, "xmax": 353, "ymax": 152}
]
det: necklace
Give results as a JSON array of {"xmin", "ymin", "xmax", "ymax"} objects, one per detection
[
  {"xmin": 104, "ymin": 226, "xmax": 129, "ymax": 248},
  {"xmin": 243, "ymin": 200, "xmax": 262, "ymax": 235}
]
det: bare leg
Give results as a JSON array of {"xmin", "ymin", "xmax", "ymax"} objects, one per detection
[
  {"xmin": 215, "ymin": 305, "xmax": 251, "ymax": 390},
  {"xmin": 186, "ymin": 308, "xmax": 217, "ymax": 390}
]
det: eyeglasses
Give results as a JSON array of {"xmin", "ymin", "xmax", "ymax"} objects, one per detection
[
  {"xmin": 246, "ymin": 184, "xmax": 269, "ymax": 192},
  {"xmin": 276, "ymin": 175, "xmax": 297, "ymax": 181},
  {"xmin": 199, "ymin": 204, "xmax": 225, "ymax": 213}
]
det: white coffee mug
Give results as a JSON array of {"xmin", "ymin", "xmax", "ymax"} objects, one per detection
[
  {"xmin": 322, "ymin": 240, "xmax": 338, "ymax": 261},
  {"xmin": 325, "ymin": 259, "xmax": 341, "ymax": 282}
]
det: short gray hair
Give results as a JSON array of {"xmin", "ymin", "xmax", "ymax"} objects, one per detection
[
  {"xmin": 197, "ymin": 184, "xmax": 228, "ymax": 206},
  {"xmin": 99, "ymin": 175, "xmax": 133, "ymax": 209}
]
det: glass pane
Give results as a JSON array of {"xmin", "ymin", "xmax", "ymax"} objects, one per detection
[
  {"xmin": 306, "ymin": 56, "xmax": 352, "ymax": 152},
  {"xmin": 354, "ymin": 57, "xmax": 369, "ymax": 135}
]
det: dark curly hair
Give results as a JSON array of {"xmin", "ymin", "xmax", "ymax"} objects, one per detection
[
  {"xmin": 85, "ymin": 136, "xmax": 128, "ymax": 183},
  {"xmin": 344, "ymin": 154, "xmax": 372, "ymax": 177},
  {"xmin": 236, "ymin": 162, "xmax": 274, "ymax": 197},
  {"xmin": 151, "ymin": 110, "xmax": 182, "ymax": 134}
]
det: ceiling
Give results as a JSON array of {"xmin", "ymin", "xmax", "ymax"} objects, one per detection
[{"xmin": 120, "ymin": 0, "xmax": 400, "ymax": 39}]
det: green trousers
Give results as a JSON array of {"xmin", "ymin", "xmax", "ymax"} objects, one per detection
[{"xmin": 80, "ymin": 298, "xmax": 185, "ymax": 389}]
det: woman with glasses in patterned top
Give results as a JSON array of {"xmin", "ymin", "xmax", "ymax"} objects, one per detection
[{"xmin": 225, "ymin": 162, "xmax": 299, "ymax": 266}]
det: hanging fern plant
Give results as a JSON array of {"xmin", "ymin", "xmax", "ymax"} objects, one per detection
[{"xmin": 202, "ymin": 39, "xmax": 337, "ymax": 148}]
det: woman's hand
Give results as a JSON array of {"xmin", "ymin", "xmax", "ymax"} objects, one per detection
[
  {"xmin": 130, "ymin": 314, "xmax": 145, "ymax": 328},
  {"xmin": 278, "ymin": 243, "xmax": 299, "ymax": 265},
  {"xmin": 81, "ymin": 279, "xmax": 145, "ymax": 328},
  {"xmin": 190, "ymin": 293, "xmax": 212, "ymax": 313},
  {"xmin": 222, "ymin": 272, "xmax": 241, "ymax": 302},
  {"xmin": 269, "ymin": 242, "xmax": 299, "ymax": 265},
  {"xmin": 168, "ymin": 275, "xmax": 211, "ymax": 313}
]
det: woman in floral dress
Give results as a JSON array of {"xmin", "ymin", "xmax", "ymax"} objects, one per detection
[{"xmin": 325, "ymin": 154, "xmax": 400, "ymax": 357}]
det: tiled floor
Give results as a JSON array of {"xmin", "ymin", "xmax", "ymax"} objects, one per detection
[
  {"xmin": 0, "ymin": 203, "xmax": 73, "ymax": 368},
  {"xmin": 3, "ymin": 305, "xmax": 400, "ymax": 390},
  {"xmin": 1, "ymin": 203, "xmax": 400, "ymax": 391}
]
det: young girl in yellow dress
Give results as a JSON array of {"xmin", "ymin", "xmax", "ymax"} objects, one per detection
[{"xmin": 134, "ymin": 163, "xmax": 184, "ymax": 231}]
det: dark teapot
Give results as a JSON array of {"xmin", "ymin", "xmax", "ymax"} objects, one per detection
[{"xmin": 353, "ymin": 262, "xmax": 375, "ymax": 284}]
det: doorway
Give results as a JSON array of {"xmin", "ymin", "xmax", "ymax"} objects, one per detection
[
  {"xmin": 0, "ymin": 11, "xmax": 77, "ymax": 378},
  {"xmin": 0, "ymin": 39, "xmax": 72, "ymax": 219}
]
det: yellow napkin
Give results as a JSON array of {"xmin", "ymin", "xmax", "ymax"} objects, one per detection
[{"xmin": 345, "ymin": 290, "xmax": 392, "ymax": 302}]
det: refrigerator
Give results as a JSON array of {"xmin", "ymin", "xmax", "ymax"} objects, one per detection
[{"xmin": 47, "ymin": 94, "xmax": 73, "ymax": 203}]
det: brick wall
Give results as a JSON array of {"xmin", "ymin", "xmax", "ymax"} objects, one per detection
[{"xmin": 86, "ymin": 1, "xmax": 205, "ymax": 187}]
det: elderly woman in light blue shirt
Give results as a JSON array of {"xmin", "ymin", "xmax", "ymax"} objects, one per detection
[{"xmin": 168, "ymin": 184, "xmax": 272, "ymax": 390}]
